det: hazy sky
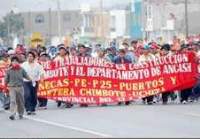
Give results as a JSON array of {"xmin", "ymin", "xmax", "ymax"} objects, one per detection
[{"xmin": 0, "ymin": 0, "xmax": 132, "ymax": 18}]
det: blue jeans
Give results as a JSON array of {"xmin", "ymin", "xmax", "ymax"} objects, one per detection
[{"xmin": 24, "ymin": 82, "xmax": 38, "ymax": 112}]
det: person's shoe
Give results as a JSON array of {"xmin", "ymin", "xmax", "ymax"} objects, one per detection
[
  {"xmin": 27, "ymin": 111, "xmax": 31, "ymax": 115},
  {"xmin": 80, "ymin": 104, "xmax": 88, "ymax": 107},
  {"xmin": 19, "ymin": 115, "xmax": 23, "ymax": 119},
  {"xmin": 4, "ymin": 106, "xmax": 10, "ymax": 110},
  {"xmin": 118, "ymin": 102, "xmax": 123, "ymax": 105},
  {"xmin": 182, "ymin": 100, "xmax": 187, "ymax": 104},
  {"xmin": 65, "ymin": 103, "xmax": 73, "ymax": 108},
  {"xmin": 57, "ymin": 101, "xmax": 62, "ymax": 107},
  {"xmin": 125, "ymin": 101, "xmax": 130, "ymax": 105},
  {"xmin": 189, "ymin": 99, "xmax": 194, "ymax": 103},
  {"xmin": 38, "ymin": 106, "xmax": 47, "ymax": 110},
  {"xmin": 31, "ymin": 111, "xmax": 36, "ymax": 115},
  {"xmin": 101, "ymin": 103, "xmax": 107, "ymax": 107},
  {"xmin": 42, "ymin": 106, "xmax": 47, "ymax": 110},
  {"xmin": 147, "ymin": 102, "xmax": 153, "ymax": 105},
  {"xmin": 9, "ymin": 115, "xmax": 15, "ymax": 120}
]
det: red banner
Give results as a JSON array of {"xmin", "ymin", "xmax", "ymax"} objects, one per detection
[
  {"xmin": 36, "ymin": 52, "xmax": 197, "ymax": 104},
  {"xmin": 0, "ymin": 52, "xmax": 197, "ymax": 104}
]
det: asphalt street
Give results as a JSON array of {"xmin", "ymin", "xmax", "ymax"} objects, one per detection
[{"xmin": 0, "ymin": 101, "xmax": 200, "ymax": 138}]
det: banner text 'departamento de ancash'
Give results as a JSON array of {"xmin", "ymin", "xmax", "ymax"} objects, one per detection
[{"xmin": 36, "ymin": 52, "xmax": 198, "ymax": 104}]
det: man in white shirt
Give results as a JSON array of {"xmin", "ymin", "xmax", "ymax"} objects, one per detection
[{"xmin": 21, "ymin": 51, "xmax": 44, "ymax": 115}]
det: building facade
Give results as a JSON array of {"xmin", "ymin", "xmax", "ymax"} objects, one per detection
[{"xmin": 21, "ymin": 0, "xmax": 200, "ymax": 45}]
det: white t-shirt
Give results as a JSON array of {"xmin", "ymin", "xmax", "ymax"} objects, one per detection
[
  {"xmin": 21, "ymin": 61, "xmax": 45, "ymax": 82},
  {"xmin": 138, "ymin": 53, "xmax": 155, "ymax": 63}
]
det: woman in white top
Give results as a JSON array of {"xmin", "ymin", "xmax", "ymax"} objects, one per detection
[{"xmin": 21, "ymin": 51, "xmax": 44, "ymax": 115}]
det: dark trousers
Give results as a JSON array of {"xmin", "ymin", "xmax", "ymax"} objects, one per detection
[
  {"xmin": 142, "ymin": 95, "xmax": 154, "ymax": 104},
  {"xmin": 180, "ymin": 88, "xmax": 192, "ymax": 102},
  {"xmin": 162, "ymin": 92, "xmax": 171, "ymax": 104},
  {"xmin": 0, "ymin": 92, "xmax": 4, "ymax": 107},
  {"xmin": 38, "ymin": 98, "xmax": 47, "ymax": 107},
  {"xmin": 191, "ymin": 83, "xmax": 200, "ymax": 100},
  {"xmin": 24, "ymin": 82, "xmax": 38, "ymax": 112}
]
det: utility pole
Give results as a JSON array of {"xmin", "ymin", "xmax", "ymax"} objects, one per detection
[
  {"xmin": 185, "ymin": 0, "xmax": 189, "ymax": 38},
  {"xmin": 48, "ymin": 8, "xmax": 52, "ymax": 45},
  {"xmin": 28, "ymin": 11, "xmax": 32, "ymax": 36},
  {"xmin": 100, "ymin": 0, "xmax": 104, "ymax": 40},
  {"xmin": 57, "ymin": 0, "xmax": 62, "ymax": 43},
  {"xmin": 7, "ymin": 16, "xmax": 10, "ymax": 46}
]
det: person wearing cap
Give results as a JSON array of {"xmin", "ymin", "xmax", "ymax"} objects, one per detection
[
  {"xmin": 21, "ymin": 51, "xmax": 45, "ymax": 115},
  {"xmin": 178, "ymin": 44, "xmax": 193, "ymax": 104},
  {"xmin": 160, "ymin": 44, "xmax": 171, "ymax": 56},
  {"xmin": 159, "ymin": 44, "xmax": 174, "ymax": 104},
  {"xmin": 179, "ymin": 44, "xmax": 188, "ymax": 53},
  {"xmin": 113, "ymin": 49, "xmax": 131, "ymax": 64},
  {"xmin": 54, "ymin": 44, "xmax": 69, "ymax": 61},
  {"xmin": 131, "ymin": 40, "xmax": 138, "ymax": 50},
  {"xmin": 37, "ymin": 52, "xmax": 49, "ymax": 110},
  {"xmin": 69, "ymin": 47, "xmax": 78, "ymax": 57},
  {"xmin": 150, "ymin": 42, "xmax": 160, "ymax": 57},
  {"xmin": 161, "ymin": 44, "xmax": 178, "ymax": 104},
  {"xmin": 54, "ymin": 45, "xmax": 73, "ymax": 108},
  {"xmin": 77, "ymin": 44, "xmax": 91, "ymax": 107},
  {"xmin": 138, "ymin": 45, "xmax": 154, "ymax": 63},
  {"xmin": 4, "ymin": 56, "xmax": 31, "ymax": 120},
  {"xmin": 105, "ymin": 47, "xmax": 116, "ymax": 62},
  {"xmin": 148, "ymin": 42, "xmax": 161, "ymax": 103},
  {"xmin": 48, "ymin": 46, "xmax": 58, "ymax": 59},
  {"xmin": 113, "ymin": 49, "xmax": 132, "ymax": 105},
  {"xmin": 78, "ymin": 44, "xmax": 90, "ymax": 57},
  {"xmin": 138, "ymin": 45, "xmax": 155, "ymax": 105},
  {"xmin": 36, "ymin": 45, "xmax": 46, "ymax": 55},
  {"xmin": 39, "ymin": 52, "xmax": 50, "ymax": 61}
]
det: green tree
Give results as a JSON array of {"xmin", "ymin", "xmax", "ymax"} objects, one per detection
[{"xmin": 0, "ymin": 11, "xmax": 24, "ymax": 46}]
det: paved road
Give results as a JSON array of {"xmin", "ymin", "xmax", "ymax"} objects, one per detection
[{"xmin": 0, "ymin": 102, "xmax": 200, "ymax": 138}]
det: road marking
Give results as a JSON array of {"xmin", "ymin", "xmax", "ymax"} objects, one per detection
[
  {"xmin": 4, "ymin": 110, "xmax": 112, "ymax": 138},
  {"xmin": 184, "ymin": 113, "xmax": 200, "ymax": 118}
]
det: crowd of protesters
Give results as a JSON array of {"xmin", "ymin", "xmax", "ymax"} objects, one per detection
[{"xmin": 1, "ymin": 35, "xmax": 200, "ymax": 120}]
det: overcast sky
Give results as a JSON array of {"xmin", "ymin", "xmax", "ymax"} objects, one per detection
[{"xmin": 0, "ymin": 0, "xmax": 132, "ymax": 18}]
